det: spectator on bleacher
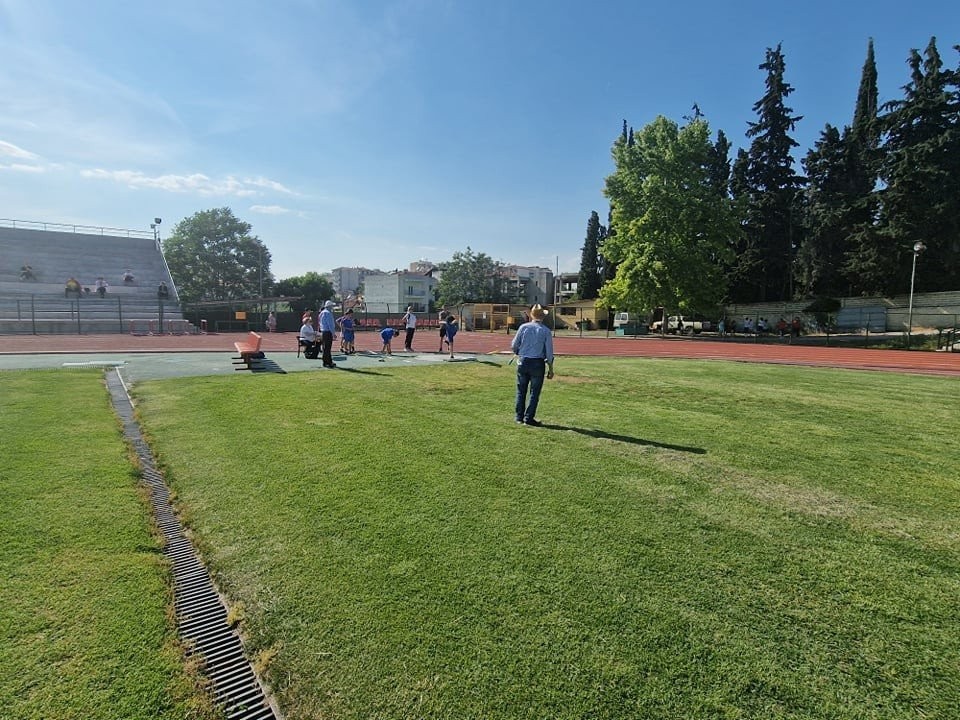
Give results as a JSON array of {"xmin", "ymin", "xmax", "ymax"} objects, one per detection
[
  {"xmin": 95, "ymin": 277, "xmax": 109, "ymax": 298},
  {"xmin": 743, "ymin": 317, "xmax": 754, "ymax": 334},
  {"xmin": 157, "ymin": 281, "xmax": 169, "ymax": 300},
  {"xmin": 64, "ymin": 277, "xmax": 82, "ymax": 297},
  {"xmin": 122, "ymin": 269, "xmax": 135, "ymax": 284},
  {"xmin": 791, "ymin": 316, "xmax": 803, "ymax": 337},
  {"xmin": 265, "ymin": 311, "xmax": 277, "ymax": 333},
  {"xmin": 776, "ymin": 317, "xmax": 788, "ymax": 336},
  {"xmin": 20, "ymin": 264, "xmax": 36, "ymax": 281}
]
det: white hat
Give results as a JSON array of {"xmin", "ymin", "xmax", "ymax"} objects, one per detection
[{"xmin": 324, "ymin": 300, "xmax": 335, "ymax": 308}]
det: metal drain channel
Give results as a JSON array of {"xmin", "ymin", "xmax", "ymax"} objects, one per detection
[{"xmin": 106, "ymin": 369, "xmax": 279, "ymax": 720}]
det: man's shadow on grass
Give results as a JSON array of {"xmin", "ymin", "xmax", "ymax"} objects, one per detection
[
  {"xmin": 543, "ymin": 424, "xmax": 706, "ymax": 454},
  {"xmin": 336, "ymin": 366, "xmax": 391, "ymax": 376}
]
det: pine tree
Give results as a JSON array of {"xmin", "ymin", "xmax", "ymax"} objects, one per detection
[
  {"xmin": 577, "ymin": 211, "xmax": 604, "ymax": 299},
  {"xmin": 707, "ymin": 130, "xmax": 732, "ymax": 197},
  {"xmin": 879, "ymin": 38, "xmax": 960, "ymax": 293},
  {"xmin": 733, "ymin": 44, "xmax": 805, "ymax": 302},
  {"xmin": 796, "ymin": 124, "xmax": 850, "ymax": 297}
]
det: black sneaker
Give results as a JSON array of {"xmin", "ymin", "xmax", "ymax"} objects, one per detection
[
  {"xmin": 523, "ymin": 419, "xmax": 543, "ymax": 427},
  {"xmin": 515, "ymin": 418, "xmax": 523, "ymax": 424}
]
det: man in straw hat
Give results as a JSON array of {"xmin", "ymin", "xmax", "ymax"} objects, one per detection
[
  {"xmin": 319, "ymin": 300, "xmax": 337, "ymax": 368},
  {"xmin": 510, "ymin": 304, "xmax": 554, "ymax": 426}
]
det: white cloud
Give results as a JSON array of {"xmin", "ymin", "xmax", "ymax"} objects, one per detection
[
  {"xmin": 250, "ymin": 204, "xmax": 291, "ymax": 215},
  {"xmin": 0, "ymin": 139, "xmax": 38, "ymax": 159},
  {"xmin": 0, "ymin": 162, "xmax": 44, "ymax": 173},
  {"xmin": 80, "ymin": 168, "xmax": 300, "ymax": 198},
  {"xmin": 245, "ymin": 176, "xmax": 297, "ymax": 195}
]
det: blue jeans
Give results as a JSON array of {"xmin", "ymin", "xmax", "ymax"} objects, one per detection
[{"xmin": 515, "ymin": 358, "xmax": 546, "ymax": 422}]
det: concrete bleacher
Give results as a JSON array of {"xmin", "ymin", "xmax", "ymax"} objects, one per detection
[{"xmin": 0, "ymin": 223, "xmax": 191, "ymax": 334}]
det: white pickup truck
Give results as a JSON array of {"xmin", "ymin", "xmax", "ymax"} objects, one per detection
[{"xmin": 650, "ymin": 315, "xmax": 712, "ymax": 334}]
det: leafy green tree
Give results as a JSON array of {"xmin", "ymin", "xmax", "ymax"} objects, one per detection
[
  {"xmin": 601, "ymin": 115, "xmax": 737, "ymax": 321},
  {"xmin": 163, "ymin": 208, "xmax": 272, "ymax": 303},
  {"xmin": 274, "ymin": 272, "xmax": 335, "ymax": 314},
  {"xmin": 437, "ymin": 247, "xmax": 507, "ymax": 305},
  {"xmin": 731, "ymin": 44, "xmax": 805, "ymax": 302},
  {"xmin": 577, "ymin": 211, "xmax": 605, "ymax": 300},
  {"xmin": 878, "ymin": 37, "xmax": 960, "ymax": 293}
]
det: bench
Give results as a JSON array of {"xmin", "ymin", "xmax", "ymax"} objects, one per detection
[{"xmin": 233, "ymin": 331, "xmax": 264, "ymax": 370}]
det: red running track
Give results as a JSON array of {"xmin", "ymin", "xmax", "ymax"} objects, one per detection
[{"xmin": 1, "ymin": 331, "xmax": 958, "ymax": 377}]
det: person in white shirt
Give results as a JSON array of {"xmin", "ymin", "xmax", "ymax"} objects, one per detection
[
  {"xmin": 401, "ymin": 306, "xmax": 417, "ymax": 351},
  {"xmin": 299, "ymin": 320, "xmax": 319, "ymax": 359}
]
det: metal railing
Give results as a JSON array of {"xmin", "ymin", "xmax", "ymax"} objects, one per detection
[
  {"xmin": 0, "ymin": 218, "xmax": 154, "ymax": 239},
  {"xmin": 0, "ymin": 293, "xmax": 186, "ymax": 335}
]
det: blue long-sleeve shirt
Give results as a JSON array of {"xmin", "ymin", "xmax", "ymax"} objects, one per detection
[
  {"xmin": 511, "ymin": 321, "xmax": 554, "ymax": 363},
  {"xmin": 319, "ymin": 308, "xmax": 336, "ymax": 333}
]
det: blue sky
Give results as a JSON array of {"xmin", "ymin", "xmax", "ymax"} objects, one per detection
[{"xmin": 1, "ymin": 0, "xmax": 958, "ymax": 280}]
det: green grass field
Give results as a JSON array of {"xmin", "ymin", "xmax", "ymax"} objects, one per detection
[
  {"xmin": 0, "ymin": 370, "xmax": 216, "ymax": 720},
  {"xmin": 4, "ymin": 358, "xmax": 959, "ymax": 719}
]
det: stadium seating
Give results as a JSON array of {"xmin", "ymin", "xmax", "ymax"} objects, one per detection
[{"xmin": 0, "ymin": 224, "xmax": 190, "ymax": 334}]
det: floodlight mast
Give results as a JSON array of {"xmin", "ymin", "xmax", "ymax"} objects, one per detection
[{"xmin": 907, "ymin": 241, "xmax": 926, "ymax": 348}]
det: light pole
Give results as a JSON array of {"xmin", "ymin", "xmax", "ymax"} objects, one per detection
[
  {"xmin": 257, "ymin": 243, "xmax": 263, "ymax": 298},
  {"xmin": 907, "ymin": 241, "xmax": 926, "ymax": 348},
  {"xmin": 150, "ymin": 217, "xmax": 162, "ymax": 245}
]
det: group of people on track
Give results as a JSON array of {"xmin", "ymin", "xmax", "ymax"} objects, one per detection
[
  {"xmin": 299, "ymin": 304, "xmax": 463, "ymax": 360},
  {"xmin": 298, "ymin": 301, "xmax": 556, "ymax": 427}
]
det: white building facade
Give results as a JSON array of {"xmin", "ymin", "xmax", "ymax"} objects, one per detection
[
  {"xmin": 329, "ymin": 266, "xmax": 380, "ymax": 299},
  {"xmin": 363, "ymin": 271, "xmax": 437, "ymax": 314},
  {"xmin": 502, "ymin": 265, "xmax": 553, "ymax": 305}
]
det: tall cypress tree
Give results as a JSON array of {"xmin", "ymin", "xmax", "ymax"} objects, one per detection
[
  {"xmin": 734, "ymin": 44, "xmax": 805, "ymax": 302},
  {"xmin": 879, "ymin": 38, "xmax": 960, "ymax": 293},
  {"xmin": 577, "ymin": 211, "xmax": 604, "ymax": 299},
  {"xmin": 842, "ymin": 38, "xmax": 891, "ymax": 295},
  {"xmin": 600, "ymin": 206, "xmax": 618, "ymax": 284}
]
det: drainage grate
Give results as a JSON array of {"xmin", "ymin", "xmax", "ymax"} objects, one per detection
[{"xmin": 106, "ymin": 369, "xmax": 279, "ymax": 720}]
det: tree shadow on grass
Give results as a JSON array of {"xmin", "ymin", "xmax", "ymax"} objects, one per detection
[{"xmin": 543, "ymin": 424, "xmax": 707, "ymax": 454}]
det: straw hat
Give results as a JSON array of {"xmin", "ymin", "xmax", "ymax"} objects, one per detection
[{"xmin": 530, "ymin": 304, "xmax": 548, "ymax": 320}]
